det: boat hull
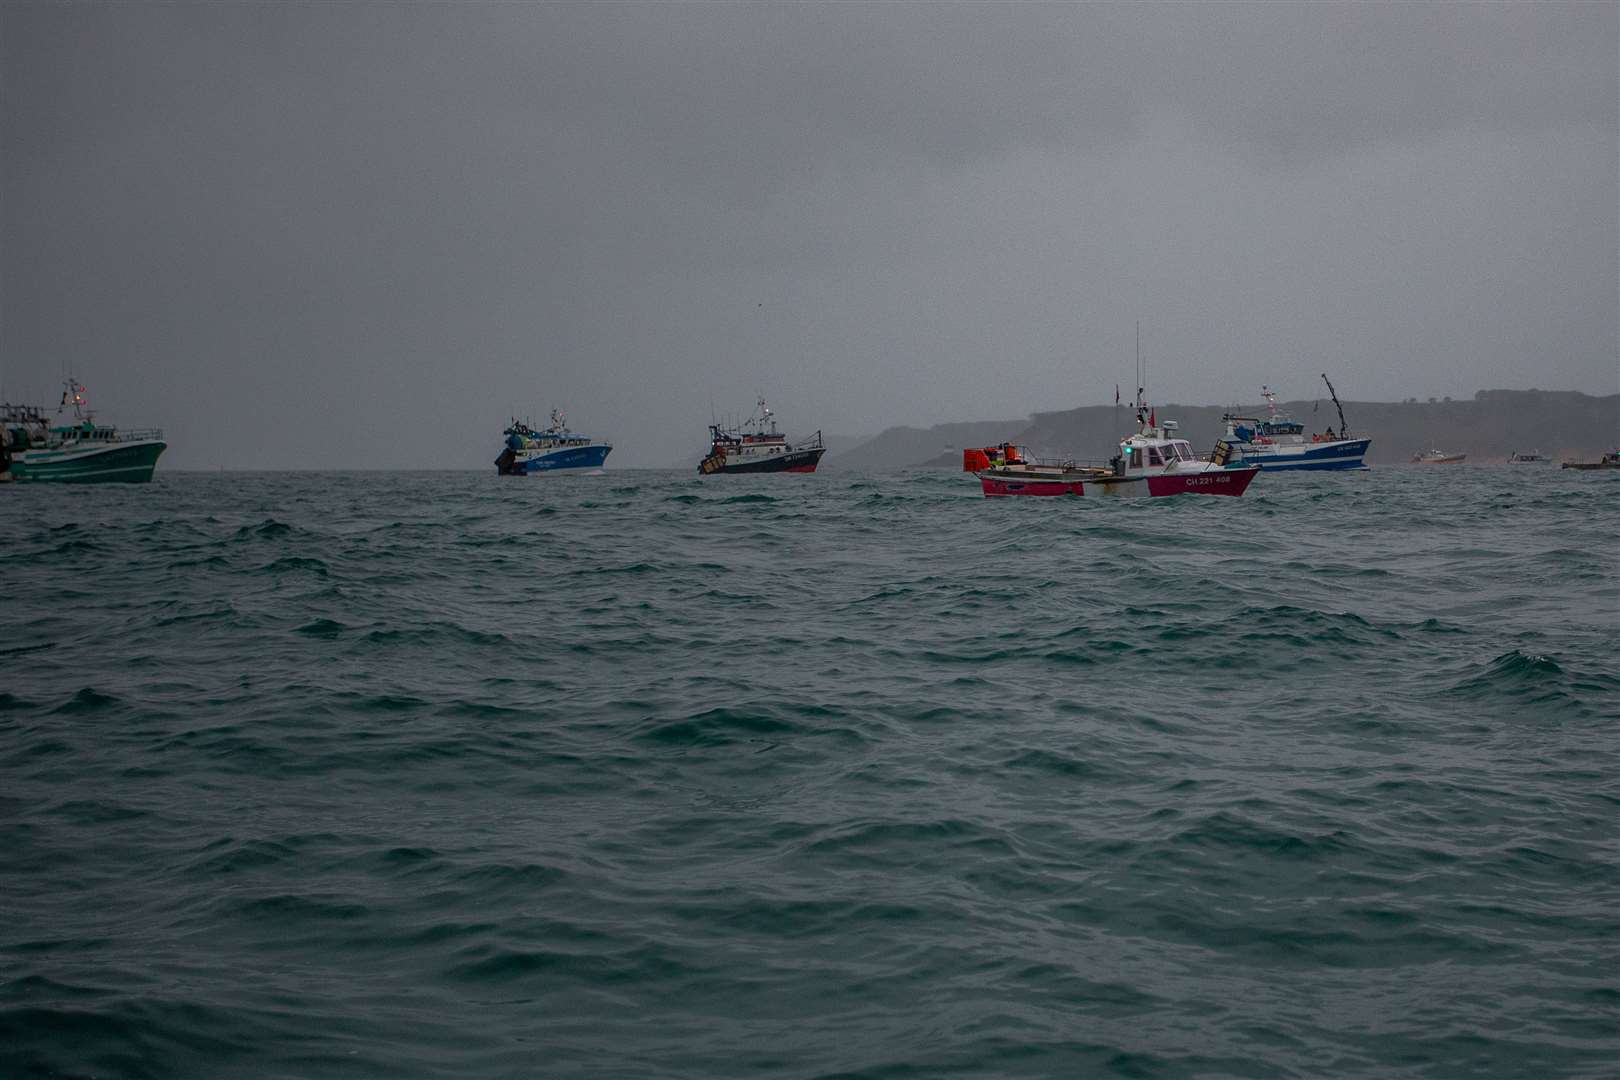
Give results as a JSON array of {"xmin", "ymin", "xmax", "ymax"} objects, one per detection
[
  {"xmin": 497, "ymin": 443, "xmax": 611, "ymax": 475},
  {"xmin": 980, "ymin": 466, "xmax": 1257, "ymax": 497},
  {"xmin": 1220, "ymin": 437, "xmax": 1370, "ymax": 471},
  {"xmin": 700, "ymin": 447, "xmax": 826, "ymax": 474},
  {"xmin": 7, "ymin": 439, "xmax": 166, "ymax": 483}
]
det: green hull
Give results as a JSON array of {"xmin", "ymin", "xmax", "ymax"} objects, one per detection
[{"xmin": 6, "ymin": 440, "xmax": 166, "ymax": 483}]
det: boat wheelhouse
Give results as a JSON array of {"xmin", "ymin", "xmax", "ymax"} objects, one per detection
[
  {"xmin": 698, "ymin": 399, "xmax": 826, "ymax": 474},
  {"xmin": 495, "ymin": 409, "xmax": 611, "ymax": 475}
]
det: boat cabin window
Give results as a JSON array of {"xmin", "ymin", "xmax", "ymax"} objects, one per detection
[
  {"xmin": 1127, "ymin": 448, "xmax": 1143, "ymax": 469},
  {"xmin": 1147, "ymin": 447, "xmax": 1164, "ymax": 466}
]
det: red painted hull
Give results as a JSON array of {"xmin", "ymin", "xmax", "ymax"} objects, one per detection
[
  {"xmin": 979, "ymin": 476, "xmax": 1087, "ymax": 496},
  {"xmin": 980, "ymin": 466, "xmax": 1257, "ymax": 497},
  {"xmin": 1144, "ymin": 468, "xmax": 1257, "ymax": 496}
]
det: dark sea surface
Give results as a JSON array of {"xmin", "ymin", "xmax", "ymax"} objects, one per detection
[{"xmin": 3, "ymin": 466, "xmax": 1617, "ymax": 1079}]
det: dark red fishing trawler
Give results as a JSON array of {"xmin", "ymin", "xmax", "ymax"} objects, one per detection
[{"xmin": 698, "ymin": 398, "xmax": 826, "ymax": 475}]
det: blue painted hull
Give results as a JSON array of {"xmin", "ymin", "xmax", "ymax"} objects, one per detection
[
  {"xmin": 504, "ymin": 444, "xmax": 611, "ymax": 475},
  {"xmin": 1221, "ymin": 438, "xmax": 1370, "ymax": 471}
]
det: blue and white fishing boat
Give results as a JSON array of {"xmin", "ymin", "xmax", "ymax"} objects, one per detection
[
  {"xmin": 1212, "ymin": 375, "xmax": 1370, "ymax": 471},
  {"xmin": 494, "ymin": 409, "xmax": 611, "ymax": 475}
]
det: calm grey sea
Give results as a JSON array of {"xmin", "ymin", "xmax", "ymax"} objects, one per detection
[{"xmin": 3, "ymin": 466, "xmax": 1617, "ymax": 1079}]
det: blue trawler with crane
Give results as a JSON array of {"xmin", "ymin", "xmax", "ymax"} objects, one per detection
[
  {"xmin": 1212, "ymin": 374, "xmax": 1370, "ymax": 471},
  {"xmin": 495, "ymin": 409, "xmax": 611, "ymax": 475}
]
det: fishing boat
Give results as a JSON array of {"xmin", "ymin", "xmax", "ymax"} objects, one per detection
[
  {"xmin": 1411, "ymin": 448, "xmax": 1467, "ymax": 464},
  {"xmin": 698, "ymin": 399, "xmax": 825, "ymax": 474},
  {"xmin": 970, "ymin": 398, "xmax": 1259, "ymax": 498},
  {"xmin": 0, "ymin": 378, "xmax": 166, "ymax": 483},
  {"xmin": 494, "ymin": 409, "xmax": 611, "ymax": 475},
  {"xmin": 1212, "ymin": 375, "xmax": 1370, "ymax": 471},
  {"xmin": 1508, "ymin": 450, "xmax": 1549, "ymax": 463},
  {"xmin": 1561, "ymin": 450, "xmax": 1620, "ymax": 471}
]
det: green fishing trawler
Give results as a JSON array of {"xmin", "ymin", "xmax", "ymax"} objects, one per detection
[{"xmin": 1, "ymin": 378, "xmax": 166, "ymax": 484}]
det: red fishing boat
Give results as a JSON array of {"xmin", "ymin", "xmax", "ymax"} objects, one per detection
[{"xmin": 968, "ymin": 399, "xmax": 1259, "ymax": 498}]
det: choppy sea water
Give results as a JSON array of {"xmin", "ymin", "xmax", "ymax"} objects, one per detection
[{"xmin": 2, "ymin": 466, "xmax": 1617, "ymax": 1079}]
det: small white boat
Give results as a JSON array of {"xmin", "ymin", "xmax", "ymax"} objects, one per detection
[{"xmin": 1412, "ymin": 448, "xmax": 1467, "ymax": 464}]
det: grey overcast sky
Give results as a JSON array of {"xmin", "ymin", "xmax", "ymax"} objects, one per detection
[{"xmin": 2, "ymin": 2, "xmax": 1615, "ymax": 469}]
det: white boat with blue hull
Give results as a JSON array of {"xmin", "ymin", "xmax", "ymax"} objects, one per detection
[
  {"xmin": 1213, "ymin": 375, "xmax": 1370, "ymax": 472},
  {"xmin": 495, "ymin": 410, "xmax": 611, "ymax": 476}
]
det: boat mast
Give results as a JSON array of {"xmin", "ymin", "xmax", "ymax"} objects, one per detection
[
  {"xmin": 59, "ymin": 377, "xmax": 90, "ymax": 423},
  {"xmin": 1134, "ymin": 321, "xmax": 1148, "ymax": 432},
  {"xmin": 1321, "ymin": 373, "xmax": 1348, "ymax": 435}
]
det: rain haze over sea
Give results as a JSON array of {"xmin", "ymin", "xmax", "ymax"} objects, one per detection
[
  {"xmin": 3, "ymin": 466, "xmax": 1617, "ymax": 1078},
  {"xmin": 2, "ymin": 3, "xmax": 1615, "ymax": 469}
]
